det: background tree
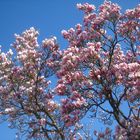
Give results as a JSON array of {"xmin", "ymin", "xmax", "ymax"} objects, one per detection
[{"xmin": 56, "ymin": 1, "xmax": 140, "ymax": 139}]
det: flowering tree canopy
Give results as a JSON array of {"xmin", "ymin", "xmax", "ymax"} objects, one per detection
[{"xmin": 0, "ymin": 1, "xmax": 140, "ymax": 140}]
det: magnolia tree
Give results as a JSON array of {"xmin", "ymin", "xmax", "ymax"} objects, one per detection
[
  {"xmin": 0, "ymin": 28, "xmax": 67, "ymax": 139},
  {"xmin": 0, "ymin": 1, "xmax": 140, "ymax": 140}
]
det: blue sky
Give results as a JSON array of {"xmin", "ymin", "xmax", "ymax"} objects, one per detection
[{"xmin": 0, "ymin": 0, "xmax": 139, "ymax": 139}]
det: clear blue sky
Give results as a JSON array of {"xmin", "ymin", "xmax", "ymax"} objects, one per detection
[{"xmin": 0, "ymin": 0, "xmax": 139, "ymax": 139}]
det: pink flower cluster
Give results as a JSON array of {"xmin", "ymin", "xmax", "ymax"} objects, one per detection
[
  {"xmin": 114, "ymin": 118, "xmax": 140, "ymax": 140},
  {"xmin": 99, "ymin": 0, "xmax": 121, "ymax": 20},
  {"xmin": 77, "ymin": 3, "xmax": 95, "ymax": 14},
  {"xmin": 118, "ymin": 4, "xmax": 140, "ymax": 42}
]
